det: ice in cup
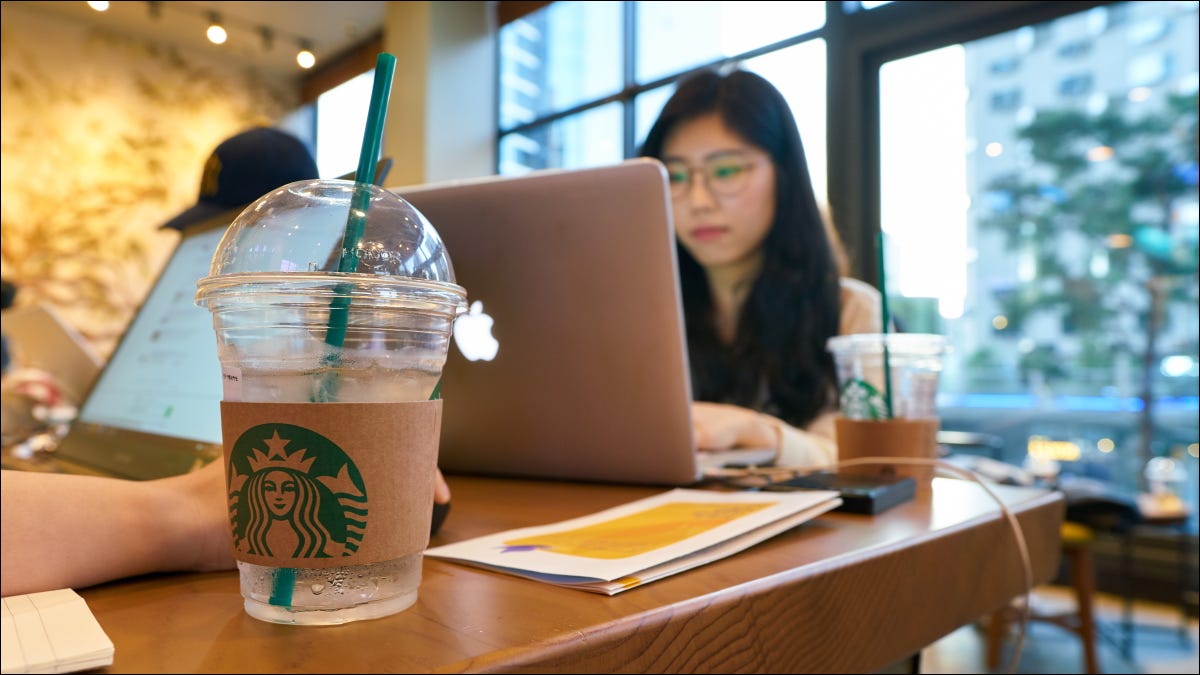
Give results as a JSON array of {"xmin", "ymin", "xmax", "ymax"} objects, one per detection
[
  {"xmin": 195, "ymin": 179, "xmax": 467, "ymax": 625},
  {"xmin": 826, "ymin": 334, "xmax": 947, "ymax": 487}
]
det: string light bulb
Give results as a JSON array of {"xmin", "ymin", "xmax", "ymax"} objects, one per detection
[
  {"xmin": 206, "ymin": 13, "xmax": 227, "ymax": 45},
  {"xmin": 87, "ymin": 1, "xmax": 109, "ymax": 11},
  {"xmin": 296, "ymin": 41, "xmax": 316, "ymax": 69}
]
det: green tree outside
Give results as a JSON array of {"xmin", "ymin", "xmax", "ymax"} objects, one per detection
[{"xmin": 978, "ymin": 92, "xmax": 1199, "ymax": 488}]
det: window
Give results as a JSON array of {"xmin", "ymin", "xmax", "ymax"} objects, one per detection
[
  {"xmin": 314, "ymin": 71, "xmax": 374, "ymax": 177},
  {"xmin": 1058, "ymin": 72, "xmax": 1094, "ymax": 97},
  {"xmin": 990, "ymin": 89, "xmax": 1022, "ymax": 112},
  {"xmin": 880, "ymin": 1, "xmax": 1199, "ymax": 509},
  {"xmin": 1105, "ymin": 3, "xmax": 1131, "ymax": 30},
  {"xmin": 498, "ymin": 2, "xmax": 622, "ymax": 131},
  {"xmin": 498, "ymin": 103, "xmax": 624, "ymax": 174},
  {"xmin": 1057, "ymin": 39, "xmax": 1092, "ymax": 58},
  {"xmin": 634, "ymin": 1, "xmax": 824, "ymax": 84},
  {"xmin": 988, "ymin": 56, "xmax": 1021, "ymax": 75},
  {"xmin": 1015, "ymin": 24, "xmax": 1054, "ymax": 53},
  {"xmin": 497, "ymin": 0, "xmax": 1200, "ymax": 526},
  {"xmin": 497, "ymin": 1, "xmax": 828, "ymax": 200},
  {"xmin": 274, "ymin": 70, "xmax": 377, "ymax": 178}
]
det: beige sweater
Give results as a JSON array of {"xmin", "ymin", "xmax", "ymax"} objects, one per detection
[{"xmin": 774, "ymin": 277, "xmax": 882, "ymax": 468}]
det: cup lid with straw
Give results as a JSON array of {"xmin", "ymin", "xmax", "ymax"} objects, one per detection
[
  {"xmin": 194, "ymin": 177, "xmax": 467, "ymax": 316},
  {"xmin": 196, "ymin": 52, "xmax": 466, "ymax": 318}
]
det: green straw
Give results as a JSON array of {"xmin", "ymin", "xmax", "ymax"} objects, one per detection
[
  {"xmin": 339, "ymin": 52, "xmax": 396, "ymax": 273},
  {"xmin": 322, "ymin": 52, "xmax": 397, "ymax": 354},
  {"xmin": 876, "ymin": 231, "xmax": 895, "ymax": 419},
  {"xmin": 272, "ymin": 52, "xmax": 397, "ymax": 610}
]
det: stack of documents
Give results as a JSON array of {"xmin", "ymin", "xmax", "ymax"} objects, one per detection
[
  {"xmin": 426, "ymin": 488, "xmax": 841, "ymax": 595},
  {"xmin": 1, "ymin": 589, "xmax": 114, "ymax": 674}
]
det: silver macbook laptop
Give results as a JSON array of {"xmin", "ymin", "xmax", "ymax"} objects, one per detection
[
  {"xmin": 2, "ymin": 213, "xmax": 231, "ymax": 479},
  {"xmin": 395, "ymin": 159, "xmax": 773, "ymax": 486}
]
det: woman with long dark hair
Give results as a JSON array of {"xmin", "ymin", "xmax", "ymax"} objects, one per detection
[{"xmin": 640, "ymin": 67, "xmax": 881, "ymax": 467}]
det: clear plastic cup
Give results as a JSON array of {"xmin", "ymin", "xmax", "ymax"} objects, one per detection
[
  {"xmin": 826, "ymin": 333, "xmax": 948, "ymax": 488},
  {"xmin": 826, "ymin": 333, "xmax": 947, "ymax": 420},
  {"xmin": 195, "ymin": 179, "xmax": 466, "ymax": 625}
]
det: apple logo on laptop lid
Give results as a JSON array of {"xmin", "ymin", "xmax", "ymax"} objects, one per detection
[{"xmin": 453, "ymin": 300, "xmax": 499, "ymax": 362}]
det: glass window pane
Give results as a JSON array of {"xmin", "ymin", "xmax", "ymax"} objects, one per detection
[
  {"xmin": 498, "ymin": 103, "xmax": 624, "ymax": 175},
  {"xmin": 634, "ymin": 84, "xmax": 675, "ymax": 152},
  {"xmin": 879, "ymin": 1, "xmax": 1199, "ymax": 511},
  {"xmin": 636, "ymin": 1, "xmax": 824, "ymax": 84},
  {"xmin": 315, "ymin": 71, "xmax": 373, "ymax": 177},
  {"xmin": 498, "ymin": 1, "xmax": 623, "ymax": 130},
  {"xmin": 743, "ymin": 40, "xmax": 828, "ymax": 205}
]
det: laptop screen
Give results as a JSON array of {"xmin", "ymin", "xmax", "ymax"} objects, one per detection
[{"xmin": 75, "ymin": 226, "xmax": 225, "ymax": 445}]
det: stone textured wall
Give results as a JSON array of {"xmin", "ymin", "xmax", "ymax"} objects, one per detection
[{"xmin": 1, "ymin": 3, "xmax": 296, "ymax": 357}]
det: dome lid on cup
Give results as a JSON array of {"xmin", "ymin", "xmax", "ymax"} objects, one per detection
[
  {"xmin": 826, "ymin": 333, "xmax": 948, "ymax": 357},
  {"xmin": 196, "ymin": 179, "xmax": 465, "ymax": 315}
]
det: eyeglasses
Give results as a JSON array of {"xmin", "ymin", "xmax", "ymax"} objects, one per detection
[{"xmin": 664, "ymin": 154, "xmax": 765, "ymax": 200}]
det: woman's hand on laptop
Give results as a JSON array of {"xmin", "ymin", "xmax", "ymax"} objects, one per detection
[{"xmin": 691, "ymin": 402, "xmax": 782, "ymax": 454}]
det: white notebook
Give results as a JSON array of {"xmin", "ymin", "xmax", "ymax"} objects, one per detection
[{"xmin": 1, "ymin": 589, "xmax": 113, "ymax": 674}]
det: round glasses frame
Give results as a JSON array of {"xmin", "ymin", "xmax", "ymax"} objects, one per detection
[{"xmin": 665, "ymin": 158, "xmax": 766, "ymax": 200}]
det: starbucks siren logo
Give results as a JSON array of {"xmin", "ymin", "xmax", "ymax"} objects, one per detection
[
  {"xmin": 840, "ymin": 378, "xmax": 889, "ymax": 420},
  {"xmin": 227, "ymin": 424, "xmax": 367, "ymax": 559}
]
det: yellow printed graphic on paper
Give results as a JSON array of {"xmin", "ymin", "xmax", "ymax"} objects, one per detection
[{"xmin": 501, "ymin": 502, "xmax": 775, "ymax": 559}]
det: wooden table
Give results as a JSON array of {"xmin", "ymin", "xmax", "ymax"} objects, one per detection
[{"xmin": 80, "ymin": 475, "xmax": 1064, "ymax": 673}]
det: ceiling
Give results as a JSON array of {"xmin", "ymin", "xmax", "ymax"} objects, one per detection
[{"xmin": 15, "ymin": 1, "xmax": 386, "ymax": 80}]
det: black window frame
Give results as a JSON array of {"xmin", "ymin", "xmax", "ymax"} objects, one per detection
[{"xmin": 494, "ymin": 0, "xmax": 1114, "ymax": 282}]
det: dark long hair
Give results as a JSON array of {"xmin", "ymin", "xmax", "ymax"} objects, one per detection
[{"xmin": 640, "ymin": 68, "xmax": 842, "ymax": 428}]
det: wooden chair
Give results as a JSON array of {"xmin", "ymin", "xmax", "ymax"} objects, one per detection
[
  {"xmin": 984, "ymin": 488, "xmax": 1141, "ymax": 674},
  {"xmin": 985, "ymin": 520, "xmax": 1100, "ymax": 673}
]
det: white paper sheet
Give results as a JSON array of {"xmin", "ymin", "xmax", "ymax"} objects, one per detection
[
  {"xmin": 426, "ymin": 488, "xmax": 841, "ymax": 595},
  {"xmin": 1, "ymin": 589, "xmax": 114, "ymax": 674}
]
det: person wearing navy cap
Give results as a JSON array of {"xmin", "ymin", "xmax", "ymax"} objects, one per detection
[{"xmin": 159, "ymin": 126, "xmax": 320, "ymax": 231}]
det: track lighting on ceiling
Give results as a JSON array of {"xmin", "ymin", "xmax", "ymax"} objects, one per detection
[
  {"xmin": 296, "ymin": 40, "xmax": 316, "ymax": 69},
  {"xmin": 82, "ymin": 2, "xmax": 319, "ymax": 70},
  {"xmin": 206, "ymin": 12, "xmax": 227, "ymax": 45}
]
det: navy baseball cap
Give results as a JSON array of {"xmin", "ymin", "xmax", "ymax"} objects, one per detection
[{"xmin": 159, "ymin": 127, "xmax": 319, "ymax": 231}]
